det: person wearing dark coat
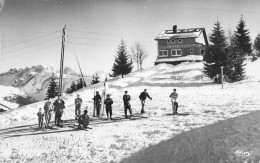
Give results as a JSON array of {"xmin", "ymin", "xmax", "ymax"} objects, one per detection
[
  {"xmin": 104, "ymin": 94, "xmax": 113, "ymax": 120},
  {"xmin": 53, "ymin": 96, "xmax": 65, "ymax": 125},
  {"xmin": 93, "ymin": 91, "xmax": 102, "ymax": 117},
  {"xmin": 123, "ymin": 91, "xmax": 132, "ymax": 118},
  {"xmin": 169, "ymin": 88, "xmax": 179, "ymax": 114},
  {"xmin": 78, "ymin": 110, "xmax": 90, "ymax": 129},
  {"xmin": 139, "ymin": 89, "xmax": 152, "ymax": 113}
]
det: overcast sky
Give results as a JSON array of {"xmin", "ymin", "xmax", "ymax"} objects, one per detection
[{"xmin": 0, "ymin": 0, "xmax": 260, "ymax": 74}]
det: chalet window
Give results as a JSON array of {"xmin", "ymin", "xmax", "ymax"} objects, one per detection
[
  {"xmin": 159, "ymin": 50, "xmax": 168, "ymax": 57},
  {"xmin": 171, "ymin": 40, "xmax": 175, "ymax": 43},
  {"xmin": 200, "ymin": 49, "xmax": 205, "ymax": 55},
  {"xmin": 167, "ymin": 40, "xmax": 170, "ymax": 44},
  {"xmin": 171, "ymin": 50, "xmax": 176, "ymax": 56},
  {"xmin": 171, "ymin": 49, "xmax": 182, "ymax": 56},
  {"xmin": 190, "ymin": 48, "xmax": 194, "ymax": 53},
  {"xmin": 178, "ymin": 39, "xmax": 182, "ymax": 43},
  {"xmin": 177, "ymin": 49, "xmax": 182, "ymax": 55}
]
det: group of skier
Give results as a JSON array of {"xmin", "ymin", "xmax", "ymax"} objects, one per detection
[
  {"xmin": 37, "ymin": 88, "xmax": 179, "ymax": 130},
  {"xmin": 92, "ymin": 89, "xmax": 153, "ymax": 120}
]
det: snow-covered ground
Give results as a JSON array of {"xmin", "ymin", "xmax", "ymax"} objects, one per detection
[{"xmin": 0, "ymin": 59, "xmax": 259, "ymax": 162}]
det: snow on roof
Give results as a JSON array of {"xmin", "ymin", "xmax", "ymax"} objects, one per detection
[
  {"xmin": 155, "ymin": 27, "xmax": 206, "ymax": 40},
  {"xmin": 155, "ymin": 55, "xmax": 203, "ymax": 63}
]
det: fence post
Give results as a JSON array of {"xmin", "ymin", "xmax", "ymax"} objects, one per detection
[{"xmin": 220, "ymin": 66, "xmax": 224, "ymax": 89}]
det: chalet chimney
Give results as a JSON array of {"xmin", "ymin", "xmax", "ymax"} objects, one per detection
[{"xmin": 173, "ymin": 25, "xmax": 177, "ymax": 33}]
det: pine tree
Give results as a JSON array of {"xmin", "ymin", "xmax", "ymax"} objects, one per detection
[
  {"xmin": 112, "ymin": 39, "xmax": 133, "ymax": 78},
  {"xmin": 234, "ymin": 15, "xmax": 252, "ymax": 56},
  {"xmin": 253, "ymin": 33, "xmax": 260, "ymax": 57},
  {"xmin": 227, "ymin": 48, "xmax": 246, "ymax": 81},
  {"xmin": 46, "ymin": 78, "xmax": 59, "ymax": 99},
  {"xmin": 203, "ymin": 21, "xmax": 229, "ymax": 83},
  {"xmin": 66, "ymin": 81, "xmax": 77, "ymax": 94},
  {"xmin": 76, "ymin": 78, "xmax": 83, "ymax": 90},
  {"xmin": 225, "ymin": 15, "xmax": 249, "ymax": 82}
]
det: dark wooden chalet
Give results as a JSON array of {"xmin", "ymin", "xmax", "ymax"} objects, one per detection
[{"xmin": 154, "ymin": 25, "xmax": 209, "ymax": 65}]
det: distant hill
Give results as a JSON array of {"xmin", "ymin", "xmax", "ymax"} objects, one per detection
[{"xmin": 0, "ymin": 65, "xmax": 92, "ymax": 102}]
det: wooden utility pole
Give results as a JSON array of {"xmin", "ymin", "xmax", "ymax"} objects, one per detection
[
  {"xmin": 59, "ymin": 25, "xmax": 66, "ymax": 97},
  {"xmin": 220, "ymin": 66, "xmax": 224, "ymax": 89}
]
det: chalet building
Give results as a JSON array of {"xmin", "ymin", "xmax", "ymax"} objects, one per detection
[{"xmin": 154, "ymin": 25, "xmax": 209, "ymax": 65}]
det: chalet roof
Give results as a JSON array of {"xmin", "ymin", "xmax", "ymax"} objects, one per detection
[{"xmin": 155, "ymin": 27, "xmax": 209, "ymax": 45}]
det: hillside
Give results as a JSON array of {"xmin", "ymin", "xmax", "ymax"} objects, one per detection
[{"xmin": 0, "ymin": 59, "xmax": 260, "ymax": 162}]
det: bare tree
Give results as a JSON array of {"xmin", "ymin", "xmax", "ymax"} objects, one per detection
[{"xmin": 131, "ymin": 42, "xmax": 148, "ymax": 70}]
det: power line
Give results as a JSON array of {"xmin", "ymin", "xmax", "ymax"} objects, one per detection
[
  {"xmin": 67, "ymin": 29, "xmax": 104, "ymax": 35},
  {"xmin": 67, "ymin": 29, "xmax": 156, "ymax": 45},
  {"xmin": 66, "ymin": 36, "xmax": 154, "ymax": 45},
  {"xmin": 2, "ymin": 37, "xmax": 61, "ymax": 55},
  {"xmin": 1, "ymin": 43, "xmax": 60, "ymax": 60},
  {"xmin": 65, "ymin": 42, "xmax": 117, "ymax": 47},
  {"xmin": 67, "ymin": 36, "xmax": 121, "ymax": 42},
  {"xmin": 1, "ymin": 30, "xmax": 61, "ymax": 50},
  {"xmin": 67, "ymin": 30, "xmax": 154, "ymax": 43}
]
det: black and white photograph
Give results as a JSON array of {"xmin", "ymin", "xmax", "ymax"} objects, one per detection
[{"xmin": 0, "ymin": 0, "xmax": 260, "ymax": 162}]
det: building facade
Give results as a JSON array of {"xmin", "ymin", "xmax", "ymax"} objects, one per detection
[{"xmin": 154, "ymin": 25, "xmax": 209, "ymax": 65}]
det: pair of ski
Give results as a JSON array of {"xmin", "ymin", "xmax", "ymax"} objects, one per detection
[{"xmin": 68, "ymin": 124, "xmax": 91, "ymax": 131}]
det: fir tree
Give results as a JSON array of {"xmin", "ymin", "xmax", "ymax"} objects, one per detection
[
  {"xmin": 227, "ymin": 49, "xmax": 246, "ymax": 81},
  {"xmin": 66, "ymin": 81, "xmax": 77, "ymax": 94},
  {"xmin": 225, "ymin": 15, "xmax": 249, "ymax": 82},
  {"xmin": 234, "ymin": 15, "xmax": 252, "ymax": 56},
  {"xmin": 76, "ymin": 78, "xmax": 84, "ymax": 90},
  {"xmin": 112, "ymin": 39, "xmax": 133, "ymax": 78},
  {"xmin": 203, "ymin": 21, "xmax": 229, "ymax": 83},
  {"xmin": 253, "ymin": 33, "xmax": 260, "ymax": 57},
  {"xmin": 46, "ymin": 78, "xmax": 59, "ymax": 99}
]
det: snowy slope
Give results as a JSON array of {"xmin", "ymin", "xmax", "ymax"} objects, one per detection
[{"xmin": 0, "ymin": 59, "xmax": 260, "ymax": 163}]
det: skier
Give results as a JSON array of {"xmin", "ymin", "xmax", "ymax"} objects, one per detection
[
  {"xmin": 139, "ymin": 89, "xmax": 152, "ymax": 113},
  {"xmin": 75, "ymin": 94, "xmax": 82, "ymax": 120},
  {"xmin": 78, "ymin": 109, "xmax": 90, "ymax": 130},
  {"xmin": 169, "ymin": 88, "xmax": 178, "ymax": 114},
  {"xmin": 43, "ymin": 98, "xmax": 53, "ymax": 128},
  {"xmin": 37, "ymin": 108, "xmax": 45, "ymax": 130},
  {"xmin": 93, "ymin": 91, "xmax": 101, "ymax": 117},
  {"xmin": 53, "ymin": 96, "xmax": 65, "ymax": 126},
  {"xmin": 104, "ymin": 94, "xmax": 113, "ymax": 120},
  {"xmin": 123, "ymin": 91, "xmax": 132, "ymax": 118}
]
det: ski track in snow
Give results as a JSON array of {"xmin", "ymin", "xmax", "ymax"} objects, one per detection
[{"xmin": 0, "ymin": 60, "xmax": 260, "ymax": 162}]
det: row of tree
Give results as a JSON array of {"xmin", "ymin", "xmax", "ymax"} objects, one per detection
[
  {"xmin": 46, "ymin": 74, "xmax": 101, "ymax": 99},
  {"xmin": 204, "ymin": 15, "xmax": 259, "ymax": 83},
  {"xmin": 66, "ymin": 78, "xmax": 86, "ymax": 94},
  {"xmin": 46, "ymin": 77, "xmax": 86, "ymax": 99}
]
